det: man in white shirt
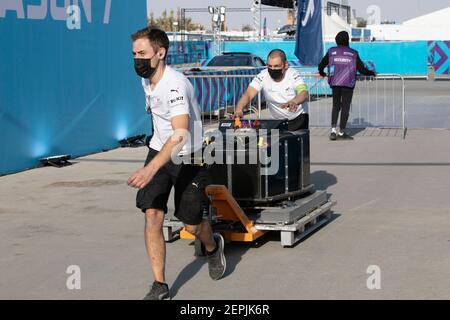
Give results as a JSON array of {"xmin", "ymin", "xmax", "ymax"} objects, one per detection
[
  {"xmin": 234, "ymin": 49, "xmax": 309, "ymax": 131},
  {"xmin": 128, "ymin": 27, "xmax": 226, "ymax": 300}
]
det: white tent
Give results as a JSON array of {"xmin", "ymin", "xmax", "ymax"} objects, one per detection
[
  {"xmin": 367, "ymin": 7, "xmax": 450, "ymax": 41},
  {"xmin": 403, "ymin": 7, "xmax": 450, "ymax": 28},
  {"xmin": 323, "ymin": 12, "xmax": 351, "ymax": 42}
]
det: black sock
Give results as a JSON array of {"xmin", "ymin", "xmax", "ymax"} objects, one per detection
[
  {"xmin": 155, "ymin": 281, "xmax": 167, "ymax": 286},
  {"xmin": 206, "ymin": 239, "xmax": 219, "ymax": 256}
]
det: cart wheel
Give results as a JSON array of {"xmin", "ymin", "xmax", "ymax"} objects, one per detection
[{"xmin": 194, "ymin": 238, "xmax": 206, "ymax": 257}]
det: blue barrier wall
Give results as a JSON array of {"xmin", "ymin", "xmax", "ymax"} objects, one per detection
[
  {"xmin": 350, "ymin": 41, "xmax": 428, "ymax": 75},
  {"xmin": 428, "ymin": 41, "xmax": 450, "ymax": 75},
  {"xmin": 223, "ymin": 41, "xmax": 429, "ymax": 75},
  {"xmin": 0, "ymin": 0, "xmax": 148, "ymax": 175},
  {"xmin": 167, "ymin": 41, "xmax": 210, "ymax": 65}
]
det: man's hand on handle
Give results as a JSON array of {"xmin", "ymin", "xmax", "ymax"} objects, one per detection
[
  {"xmin": 231, "ymin": 108, "xmax": 244, "ymax": 119},
  {"xmin": 281, "ymin": 100, "xmax": 299, "ymax": 113}
]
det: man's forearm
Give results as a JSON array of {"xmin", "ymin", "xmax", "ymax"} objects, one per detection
[
  {"xmin": 318, "ymin": 53, "xmax": 329, "ymax": 75},
  {"xmin": 236, "ymin": 93, "xmax": 251, "ymax": 113},
  {"xmin": 357, "ymin": 56, "xmax": 376, "ymax": 76},
  {"xmin": 292, "ymin": 91, "xmax": 309, "ymax": 105},
  {"xmin": 146, "ymin": 135, "xmax": 186, "ymax": 171}
]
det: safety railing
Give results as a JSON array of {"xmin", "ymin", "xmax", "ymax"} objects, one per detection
[
  {"xmin": 298, "ymin": 72, "xmax": 406, "ymax": 138},
  {"xmin": 185, "ymin": 73, "xmax": 265, "ymax": 125},
  {"xmin": 185, "ymin": 71, "xmax": 406, "ymax": 139}
]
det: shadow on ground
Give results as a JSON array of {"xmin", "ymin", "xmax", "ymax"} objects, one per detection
[
  {"xmin": 169, "ymin": 209, "xmax": 341, "ymax": 297},
  {"xmin": 169, "ymin": 238, "xmax": 258, "ymax": 297},
  {"xmin": 311, "ymin": 170, "xmax": 337, "ymax": 191},
  {"xmin": 170, "ymin": 171, "xmax": 339, "ymax": 297},
  {"xmin": 169, "ymin": 231, "xmax": 282, "ymax": 298}
]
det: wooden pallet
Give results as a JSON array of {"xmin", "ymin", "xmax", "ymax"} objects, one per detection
[{"xmin": 253, "ymin": 200, "xmax": 335, "ymax": 247}]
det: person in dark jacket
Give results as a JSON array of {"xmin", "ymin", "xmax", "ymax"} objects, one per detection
[{"xmin": 318, "ymin": 31, "xmax": 376, "ymax": 141}]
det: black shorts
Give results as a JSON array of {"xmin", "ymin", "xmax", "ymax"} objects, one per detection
[
  {"xmin": 136, "ymin": 148, "xmax": 210, "ymax": 226},
  {"xmin": 288, "ymin": 113, "xmax": 309, "ymax": 131}
]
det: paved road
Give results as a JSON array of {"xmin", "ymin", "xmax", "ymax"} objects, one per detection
[{"xmin": 1, "ymin": 128, "xmax": 449, "ymax": 300}]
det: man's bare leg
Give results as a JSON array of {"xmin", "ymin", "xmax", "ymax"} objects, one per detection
[
  {"xmin": 144, "ymin": 209, "xmax": 166, "ymax": 283},
  {"xmin": 185, "ymin": 219, "xmax": 216, "ymax": 252},
  {"xmin": 186, "ymin": 219, "xmax": 226, "ymax": 280}
]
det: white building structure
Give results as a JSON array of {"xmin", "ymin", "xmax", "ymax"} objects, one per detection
[
  {"xmin": 323, "ymin": 12, "xmax": 351, "ymax": 42},
  {"xmin": 367, "ymin": 7, "xmax": 450, "ymax": 41}
]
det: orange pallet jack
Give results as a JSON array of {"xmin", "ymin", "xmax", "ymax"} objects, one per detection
[
  {"xmin": 162, "ymin": 117, "xmax": 335, "ymax": 249},
  {"xmin": 179, "ymin": 185, "xmax": 267, "ymax": 243},
  {"xmin": 162, "ymin": 185, "xmax": 335, "ymax": 249}
]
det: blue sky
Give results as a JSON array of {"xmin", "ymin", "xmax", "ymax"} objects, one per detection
[{"xmin": 146, "ymin": 0, "xmax": 449, "ymax": 30}]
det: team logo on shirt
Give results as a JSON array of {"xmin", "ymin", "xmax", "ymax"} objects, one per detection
[
  {"xmin": 170, "ymin": 96, "xmax": 184, "ymax": 104},
  {"xmin": 334, "ymin": 57, "xmax": 352, "ymax": 63}
]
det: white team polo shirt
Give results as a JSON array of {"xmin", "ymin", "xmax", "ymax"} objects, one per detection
[
  {"xmin": 142, "ymin": 66, "xmax": 203, "ymax": 156},
  {"xmin": 250, "ymin": 68, "xmax": 309, "ymax": 121}
]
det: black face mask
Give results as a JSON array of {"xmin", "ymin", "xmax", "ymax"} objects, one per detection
[
  {"xmin": 268, "ymin": 68, "xmax": 284, "ymax": 81},
  {"xmin": 134, "ymin": 56, "xmax": 159, "ymax": 79}
]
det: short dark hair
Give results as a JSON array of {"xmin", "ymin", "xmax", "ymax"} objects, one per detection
[
  {"xmin": 268, "ymin": 49, "xmax": 287, "ymax": 62},
  {"xmin": 131, "ymin": 26, "xmax": 170, "ymax": 57},
  {"xmin": 335, "ymin": 31, "xmax": 349, "ymax": 46}
]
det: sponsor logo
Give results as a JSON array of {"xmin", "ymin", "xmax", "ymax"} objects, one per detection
[
  {"xmin": 301, "ymin": 0, "xmax": 315, "ymax": 27},
  {"xmin": 0, "ymin": 0, "xmax": 112, "ymax": 24},
  {"xmin": 170, "ymin": 96, "xmax": 184, "ymax": 104},
  {"xmin": 334, "ymin": 58, "xmax": 352, "ymax": 63}
]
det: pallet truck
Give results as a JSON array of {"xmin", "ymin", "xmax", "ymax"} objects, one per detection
[{"xmin": 163, "ymin": 119, "xmax": 336, "ymax": 251}]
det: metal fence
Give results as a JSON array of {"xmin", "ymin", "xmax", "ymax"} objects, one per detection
[
  {"xmin": 185, "ymin": 71, "xmax": 406, "ymax": 138},
  {"xmin": 186, "ymin": 73, "xmax": 261, "ymax": 124}
]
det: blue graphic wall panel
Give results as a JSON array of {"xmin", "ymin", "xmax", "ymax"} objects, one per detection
[
  {"xmin": 223, "ymin": 41, "xmax": 428, "ymax": 75},
  {"xmin": 350, "ymin": 41, "xmax": 428, "ymax": 75},
  {"xmin": 428, "ymin": 41, "xmax": 450, "ymax": 75},
  {"xmin": 0, "ymin": 0, "xmax": 148, "ymax": 175}
]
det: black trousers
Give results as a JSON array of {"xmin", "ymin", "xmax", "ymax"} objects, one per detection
[
  {"xmin": 331, "ymin": 87, "xmax": 354, "ymax": 130},
  {"xmin": 288, "ymin": 113, "xmax": 309, "ymax": 131}
]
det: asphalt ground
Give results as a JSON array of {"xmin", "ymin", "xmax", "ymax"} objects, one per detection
[{"xmin": 1, "ymin": 127, "xmax": 449, "ymax": 300}]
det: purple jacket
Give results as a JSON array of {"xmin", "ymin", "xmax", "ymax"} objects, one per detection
[{"xmin": 327, "ymin": 46, "xmax": 358, "ymax": 89}]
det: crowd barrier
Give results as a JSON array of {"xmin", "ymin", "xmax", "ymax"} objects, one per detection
[{"xmin": 184, "ymin": 71, "xmax": 406, "ymax": 139}]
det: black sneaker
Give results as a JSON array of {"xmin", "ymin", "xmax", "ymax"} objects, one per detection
[
  {"xmin": 207, "ymin": 233, "xmax": 226, "ymax": 280},
  {"xmin": 143, "ymin": 281, "xmax": 170, "ymax": 300},
  {"xmin": 338, "ymin": 132, "xmax": 354, "ymax": 140},
  {"xmin": 329, "ymin": 132, "xmax": 337, "ymax": 141}
]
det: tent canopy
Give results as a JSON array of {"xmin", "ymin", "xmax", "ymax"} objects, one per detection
[{"xmin": 261, "ymin": 0, "xmax": 295, "ymax": 9}]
